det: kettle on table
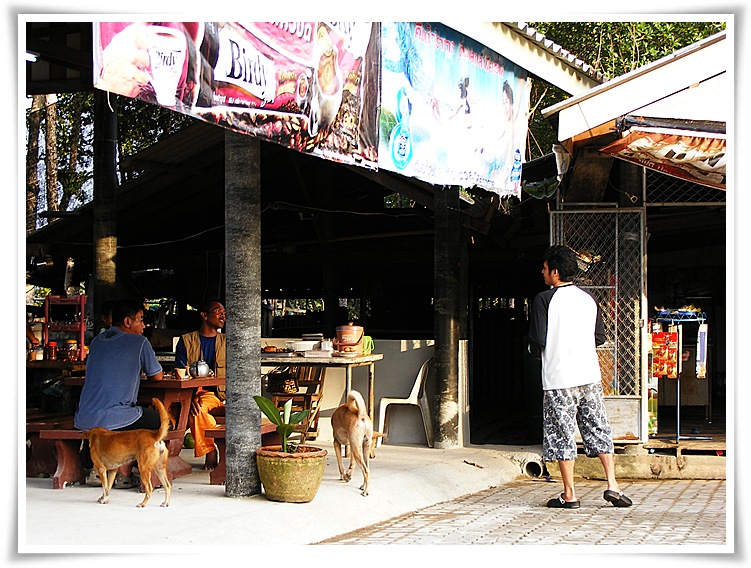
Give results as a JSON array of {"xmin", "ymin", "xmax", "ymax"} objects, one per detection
[{"xmin": 189, "ymin": 359, "xmax": 212, "ymax": 378}]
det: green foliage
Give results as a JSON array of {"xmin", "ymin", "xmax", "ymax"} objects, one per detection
[
  {"xmin": 54, "ymin": 93, "xmax": 94, "ymax": 173},
  {"xmin": 116, "ymin": 96, "xmax": 195, "ymax": 158},
  {"xmin": 57, "ymin": 168, "xmax": 93, "ymax": 205},
  {"xmin": 254, "ymin": 396, "xmax": 309, "ymax": 453},
  {"xmin": 28, "ymin": 92, "xmax": 195, "ymax": 216},
  {"xmin": 524, "ymin": 21, "xmax": 727, "ymax": 161},
  {"xmin": 383, "ymin": 192, "xmax": 413, "ymax": 208},
  {"xmin": 527, "ymin": 21, "xmax": 726, "ymax": 79}
]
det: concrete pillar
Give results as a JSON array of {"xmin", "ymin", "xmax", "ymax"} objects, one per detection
[
  {"xmin": 92, "ymin": 90, "xmax": 118, "ymax": 315},
  {"xmin": 433, "ymin": 186, "xmax": 461, "ymax": 448},
  {"xmin": 224, "ymin": 131, "xmax": 263, "ymax": 496}
]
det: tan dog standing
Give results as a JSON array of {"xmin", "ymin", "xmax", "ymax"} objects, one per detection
[
  {"xmin": 331, "ymin": 390, "xmax": 373, "ymax": 496},
  {"xmin": 86, "ymin": 398, "xmax": 172, "ymax": 507}
]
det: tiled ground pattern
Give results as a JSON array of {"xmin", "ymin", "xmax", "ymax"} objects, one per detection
[{"xmin": 317, "ymin": 478, "xmax": 727, "ymax": 545}]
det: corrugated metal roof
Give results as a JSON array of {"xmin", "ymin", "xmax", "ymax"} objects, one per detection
[{"xmin": 504, "ymin": 22, "xmax": 606, "ymax": 84}]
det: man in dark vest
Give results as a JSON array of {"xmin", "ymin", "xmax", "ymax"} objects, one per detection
[{"xmin": 174, "ymin": 299, "xmax": 226, "ymax": 469}]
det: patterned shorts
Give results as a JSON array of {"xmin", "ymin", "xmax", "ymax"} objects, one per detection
[{"xmin": 542, "ymin": 382, "xmax": 614, "ymax": 461}]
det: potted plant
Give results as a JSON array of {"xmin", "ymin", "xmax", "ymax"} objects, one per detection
[{"xmin": 253, "ymin": 396, "xmax": 328, "ymax": 503}]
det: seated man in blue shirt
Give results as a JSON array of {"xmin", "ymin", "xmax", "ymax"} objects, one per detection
[{"xmin": 75, "ymin": 298, "xmax": 164, "ymax": 488}]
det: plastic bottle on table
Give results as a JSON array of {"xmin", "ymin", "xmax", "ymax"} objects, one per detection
[{"xmin": 47, "ymin": 341, "xmax": 57, "ymax": 361}]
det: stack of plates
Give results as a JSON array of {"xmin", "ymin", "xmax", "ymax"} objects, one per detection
[
  {"xmin": 303, "ymin": 350, "xmax": 333, "ymax": 358},
  {"xmin": 286, "ymin": 340, "xmax": 320, "ymax": 352},
  {"xmin": 334, "ymin": 351, "xmax": 359, "ymax": 358}
]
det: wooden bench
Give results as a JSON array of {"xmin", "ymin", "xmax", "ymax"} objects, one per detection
[
  {"xmin": 205, "ymin": 419, "xmax": 280, "ymax": 485},
  {"xmin": 39, "ymin": 428, "xmax": 184, "ymax": 489},
  {"xmin": 26, "ymin": 413, "xmax": 76, "ymax": 478}
]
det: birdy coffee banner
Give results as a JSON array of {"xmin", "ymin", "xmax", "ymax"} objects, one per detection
[{"xmin": 93, "ymin": 22, "xmax": 379, "ymax": 167}]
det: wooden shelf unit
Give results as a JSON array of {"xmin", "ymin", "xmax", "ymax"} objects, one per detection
[{"xmin": 43, "ymin": 295, "xmax": 87, "ymax": 361}]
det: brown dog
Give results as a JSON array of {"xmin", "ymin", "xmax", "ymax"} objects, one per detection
[
  {"xmin": 86, "ymin": 398, "xmax": 171, "ymax": 508},
  {"xmin": 331, "ymin": 390, "xmax": 373, "ymax": 496}
]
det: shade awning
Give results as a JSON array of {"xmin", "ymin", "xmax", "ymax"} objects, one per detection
[{"xmin": 599, "ymin": 116, "xmax": 726, "ymax": 190}]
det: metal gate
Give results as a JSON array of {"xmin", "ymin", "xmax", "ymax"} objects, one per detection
[{"xmin": 550, "ymin": 209, "xmax": 646, "ymax": 406}]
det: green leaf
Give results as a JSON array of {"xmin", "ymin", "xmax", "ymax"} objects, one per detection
[
  {"xmin": 289, "ymin": 410, "xmax": 310, "ymax": 425},
  {"xmin": 253, "ymin": 396, "xmax": 282, "ymax": 425},
  {"xmin": 276, "ymin": 424, "xmax": 296, "ymax": 440}
]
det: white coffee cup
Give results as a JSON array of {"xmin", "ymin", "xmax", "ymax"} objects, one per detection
[{"xmin": 147, "ymin": 25, "xmax": 187, "ymax": 107}]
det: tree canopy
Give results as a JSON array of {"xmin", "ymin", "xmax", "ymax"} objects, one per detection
[{"xmin": 524, "ymin": 20, "xmax": 727, "ymax": 160}]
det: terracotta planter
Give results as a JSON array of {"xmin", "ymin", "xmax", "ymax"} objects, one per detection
[{"xmin": 256, "ymin": 445, "xmax": 327, "ymax": 503}]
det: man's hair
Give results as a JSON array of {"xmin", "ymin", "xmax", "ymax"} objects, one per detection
[
  {"xmin": 201, "ymin": 298, "xmax": 224, "ymax": 314},
  {"xmin": 543, "ymin": 245, "xmax": 579, "ymax": 281},
  {"xmin": 111, "ymin": 298, "xmax": 144, "ymax": 326},
  {"xmin": 100, "ymin": 300, "xmax": 117, "ymax": 317}
]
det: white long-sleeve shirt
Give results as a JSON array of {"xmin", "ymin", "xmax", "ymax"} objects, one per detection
[{"xmin": 528, "ymin": 284, "xmax": 606, "ymax": 391}]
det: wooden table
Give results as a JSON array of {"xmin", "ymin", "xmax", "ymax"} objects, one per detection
[
  {"xmin": 260, "ymin": 353, "xmax": 383, "ymax": 421},
  {"xmin": 64, "ymin": 376, "xmax": 225, "ymax": 480},
  {"xmin": 27, "ymin": 360, "xmax": 87, "ymax": 373}
]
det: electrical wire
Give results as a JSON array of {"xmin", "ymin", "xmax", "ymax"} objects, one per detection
[{"xmin": 116, "ymin": 225, "xmax": 224, "ymax": 249}]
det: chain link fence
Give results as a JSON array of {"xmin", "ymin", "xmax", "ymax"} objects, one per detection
[
  {"xmin": 550, "ymin": 209, "xmax": 644, "ymax": 397},
  {"xmin": 646, "ymin": 170, "xmax": 726, "ymax": 205}
]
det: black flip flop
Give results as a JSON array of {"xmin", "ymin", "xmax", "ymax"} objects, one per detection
[
  {"xmin": 547, "ymin": 493, "xmax": 580, "ymax": 509},
  {"xmin": 603, "ymin": 489, "xmax": 633, "ymax": 507}
]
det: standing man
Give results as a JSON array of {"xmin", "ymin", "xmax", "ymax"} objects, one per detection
[
  {"xmin": 74, "ymin": 298, "xmax": 164, "ymax": 488},
  {"xmin": 528, "ymin": 245, "xmax": 633, "ymax": 509},
  {"xmin": 174, "ymin": 299, "xmax": 226, "ymax": 470}
]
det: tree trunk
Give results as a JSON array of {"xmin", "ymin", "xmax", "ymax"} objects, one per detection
[
  {"xmin": 224, "ymin": 131, "xmax": 262, "ymax": 497},
  {"xmin": 44, "ymin": 94, "xmax": 58, "ymax": 211},
  {"xmin": 68, "ymin": 94, "xmax": 82, "ymax": 171},
  {"xmin": 58, "ymin": 94, "xmax": 84, "ymax": 212},
  {"xmin": 26, "ymin": 95, "xmax": 44, "ymax": 234}
]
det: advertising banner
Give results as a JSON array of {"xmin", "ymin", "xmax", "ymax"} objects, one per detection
[
  {"xmin": 93, "ymin": 22, "xmax": 379, "ymax": 167},
  {"xmin": 651, "ymin": 330, "xmax": 679, "ymax": 379},
  {"xmin": 696, "ymin": 322, "xmax": 708, "ymax": 379},
  {"xmin": 599, "ymin": 127, "xmax": 726, "ymax": 190},
  {"xmin": 378, "ymin": 22, "xmax": 531, "ymax": 198}
]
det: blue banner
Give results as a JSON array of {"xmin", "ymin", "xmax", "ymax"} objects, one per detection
[{"xmin": 379, "ymin": 22, "xmax": 531, "ymax": 198}]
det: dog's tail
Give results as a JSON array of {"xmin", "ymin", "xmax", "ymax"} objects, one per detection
[
  {"xmin": 152, "ymin": 398, "xmax": 171, "ymax": 441},
  {"xmin": 346, "ymin": 390, "xmax": 368, "ymax": 420}
]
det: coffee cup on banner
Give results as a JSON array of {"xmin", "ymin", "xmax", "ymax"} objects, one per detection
[{"xmin": 147, "ymin": 25, "xmax": 187, "ymax": 107}]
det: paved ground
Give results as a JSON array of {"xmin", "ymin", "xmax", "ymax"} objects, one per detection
[
  {"xmin": 318, "ymin": 477, "xmax": 729, "ymax": 549},
  {"xmin": 19, "ymin": 443, "xmax": 733, "ymax": 564}
]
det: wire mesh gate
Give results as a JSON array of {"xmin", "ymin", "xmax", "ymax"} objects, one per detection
[{"xmin": 550, "ymin": 209, "xmax": 645, "ymax": 398}]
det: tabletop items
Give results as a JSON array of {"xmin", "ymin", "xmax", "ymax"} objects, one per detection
[{"xmin": 262, "ymin": 328, "xmax": 374, "ymax": 358}]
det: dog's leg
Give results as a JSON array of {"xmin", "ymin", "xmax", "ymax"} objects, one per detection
[
  {"xmin": 360, "ymin": 437, "xmax": 371, "ymax": 496},
  {"xmin": 137, "ymin": 468, "xmax": 153, "ymax": 508},
  {"xmin": 97, "ymin": 467, "xmax": 116, "ymax": 504},
  {"xmin": 345, "ymin": 435, "xmax": 357, "ymax": 481},
  {"xmin": 333, "ymin": 440, "xmax": 350, "ymax": 482},
  {"xmin": 346, "ymin": 450, "xmax": 356, "ymax": 482},
  {"xmin": 349, "ymin": 441, "xmax": 369, "ymax": 497},
  {"xmin": 156, "ymin": 454, "xmax": 171, "ymax": 507}
]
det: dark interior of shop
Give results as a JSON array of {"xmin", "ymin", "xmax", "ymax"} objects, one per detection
[{"xmin": 24, "ymin": 22, "xmax": 727, "ymax": 445}]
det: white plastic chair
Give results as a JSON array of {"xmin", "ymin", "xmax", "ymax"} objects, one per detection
[{"xmin": 377, "ymin": 357, "xmax": 434, "ymax": 448}]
